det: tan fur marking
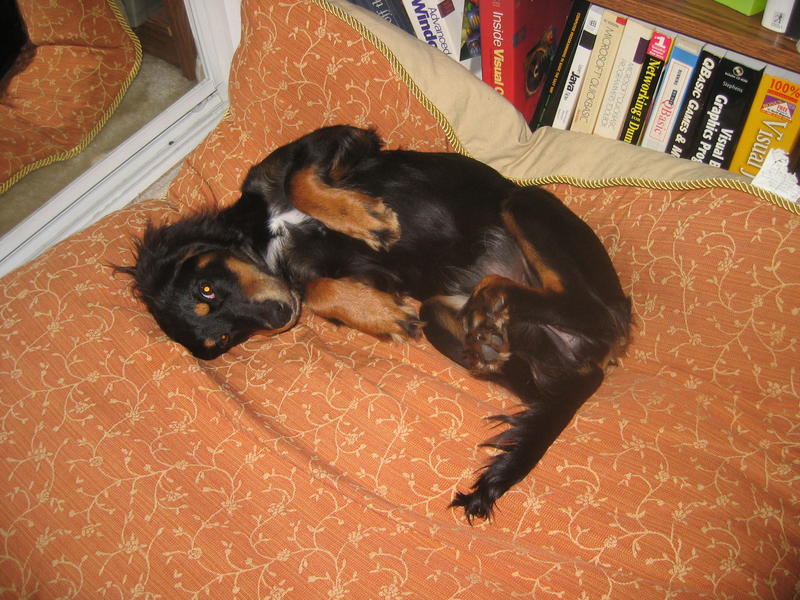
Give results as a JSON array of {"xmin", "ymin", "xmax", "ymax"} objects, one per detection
[
  {"xmin": 501, "ymin": 210, "xmax": 565, "ymax": 293},
  {"xmin": 290, "ymin": 167, "xmax": 400, "ymax": 250},
  {"xmin": 304, "ymin": 277, "xmax": 417, "ymax": 339},
  {"xmin": 195, "ymin": 302, "xmax": 211, "ymax": 316},
  {"xmin": 425, "ymin": 295, "xmax": 468, "ymax": 342},
  {"xmin": 225, "ymin": 257, "xmax": 293, "ymax": 304},
  {"xmin": 196, "ymin": 253, "xmax": 215, "ymax": 268}
]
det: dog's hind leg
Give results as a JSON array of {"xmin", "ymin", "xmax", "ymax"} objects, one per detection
[{"xmin": 448, "ymin": 276, "xmax": 600, "ymax": 520}]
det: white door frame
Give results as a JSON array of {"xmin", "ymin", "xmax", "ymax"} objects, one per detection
[{"xmin": 0, "ymin": 1, "xmax": 242, "ymax": 277}]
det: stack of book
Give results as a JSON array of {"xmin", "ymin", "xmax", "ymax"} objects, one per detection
[
  {"xmin": 530, "ymin": 2, "xmax": 800, "ymax": 177},
  {"xmin": 347, "ymin": 0, "xmax": 576, "ymax": 122},
  {"xmin": 348, "ymin": 0, "xmax": 799, "ymax": 177}
]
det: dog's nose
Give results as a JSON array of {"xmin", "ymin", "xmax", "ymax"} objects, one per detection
[{"xmin": 271, "ymin": 300, "xmax": 294, "ymax": 326}]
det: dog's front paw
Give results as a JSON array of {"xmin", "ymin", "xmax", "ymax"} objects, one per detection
[
  {"xmin": 290, "ymin": 167, "xmax": 401, "ymax": 251},
  {"xmin": 462, "ymin": 277, "xmax": 512, "ymax": 376},
  {"xmin": 358, "ymin": 197, "xmax": 401, "ymax": 252},
  {"xmin": 389, "ymin": 303, "xmax": 424, "ymax": 342}
]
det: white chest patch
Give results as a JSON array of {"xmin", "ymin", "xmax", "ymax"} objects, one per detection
[
  {"xmin": 269, "ymin": 208, "xmax": 309, "ymax": 235},
  {"xmin": 266, "ymin": 208, "xmax": 309, "ymax": 269}
]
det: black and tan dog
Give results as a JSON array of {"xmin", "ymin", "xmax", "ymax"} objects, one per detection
[{"xmin": 116, "ymin": 125, "xmax": 632, "ymax": 521}]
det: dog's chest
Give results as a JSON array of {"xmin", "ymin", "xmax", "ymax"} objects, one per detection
[{"xmin": 265, "ymin": 208, "xmax": 310, "ymax": 269}]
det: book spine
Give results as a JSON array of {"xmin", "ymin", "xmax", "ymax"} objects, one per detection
[
  {"xmin": 552, "ymin": 4, "xmax": 605, "ymax": 130},
  {"xmin": 347, "ymin": 0, "xmax": 416, "ymax": 34},
  {"xmin": 480, "ymin": 0, "xmax": 514, "ymax": 102},
  {"xmin": 728, "ymin": 68, "xmax": 800, "ymax": 177},
  {"xmin": 619, "ymin": 31, "xmax": 673, "ymax": 145},
  {"xmin": 689, "ymin": 56, "xmax": 764, "ymax": 168},
  {"xmin": 530, "ymin": 0, "xmax": 591, "ymax": 129},
  {"xmin": 593, "ymin": 19, "xmax": 654, "ymax": 139},
  {"xmin": 383, "ymin": 0, "xmax": 415, "ymax": 33},
  {"xmin": 640, "ymin": 39, "xmax": 702, "ymax": 152},
  {"xmin": 570, "ymin": 10, "xmax": 628, "ymax": 134},
  {"xmin": 401, "ymin": 0, "xmax": 460, "ymax": 58},
  {"xmin": 665, "ymin": 48, "xmax": 724, "ymax": 158}
]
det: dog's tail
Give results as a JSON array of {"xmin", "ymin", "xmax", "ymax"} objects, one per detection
[{"xmin": 451, "ymin": 356, "xmax": 605, "ymax": 522}]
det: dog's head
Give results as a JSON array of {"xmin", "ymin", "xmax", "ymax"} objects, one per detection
[{"xmin": 115, "ymin": 216, "xmax": 300, "ymax": 360}]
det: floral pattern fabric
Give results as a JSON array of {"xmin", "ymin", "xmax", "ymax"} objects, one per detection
[
  {"xmin": 0, "ymin": 0, "xmax": 141, "ymax": 193},
  {"xmin": 0, "ymin": 0, "xmax": 798, "ymax": 598}
]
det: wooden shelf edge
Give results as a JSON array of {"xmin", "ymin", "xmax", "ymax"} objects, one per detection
[{"xmin": 593, "ymin": 0, "xmax": 800, "ymax": 73}]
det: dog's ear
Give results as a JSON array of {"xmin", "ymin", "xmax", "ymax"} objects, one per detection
[{"xmin": 112, "ymin": 218, "xmax": 223, "ymax": 306}]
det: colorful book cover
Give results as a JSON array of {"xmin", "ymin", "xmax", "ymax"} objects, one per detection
[
  {"xmin": 480, "ymin": 0, "xmax": 575, "ymax": 123},
  {"xmin": 593, "ymin": 18, "xmax": 654, "ymax": 139},
  {"xmin": 346, "ymin": 0, "xmax": 416, "ymax": 34},
  {"xmin": 569, "ymin": 9, "xmax": 627, "ymax": 134},
  {"xmin": 460, "ymin": 0, "xmax": 482, "ymax": 76},
  {"xmin": 688, "ymin": 52, "xmax": 765, "ymax": 168},
  {"xmin": 640, "ymin": 35, "xmax": 704, "ymax": 152},
  {"xmin": 619, "ymin": 31, "xmax": 673, "ymax": 145},
  {"xmin": 665, "ymin": 45, "xmax": 725, "ymax": 158},
  {"xmin": 552, "ymin": 3, "xmax": 604, "ymax": 129},
  {"xmin": 728, "ymin": 66, "xmax": 800, "ymax": 177},
  {"xmin": 401, "ymin": 0, "xmax": 464, "ymax": 60},
  {"xmin": 530, "ymin": 0, "xmax": 591, "ymax": 129}
]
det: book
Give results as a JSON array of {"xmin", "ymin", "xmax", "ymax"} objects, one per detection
[
  {"xmin": 688, "ymin": 52, "xmax": 764, "ymax": 168},
  {"xmin": 346, "ymin": 0, "xmax": 416, "ymax": 34},
  {"xmin": 640, "ymin": 35, "xmax": 704, "ymax": 152},
  {"xmin": 459, "ymin": 0, "xmax": 482, "ymax": 76},
  {"xmin": 551, "ymin": 3, "xmax": 605, "ymax": 129},
  {"xmin": 529, "ymin": 0, "xmax": 591, "ymax": 130},
  {"xmin": 401, "ymin": 0, "xmax": 464, "ymax": 60},
  {"xmin": 728, "ymin": 66, "xmax": 800, "ymax": 177},
  {"xmin": 665, "ymin": 45, "xmax": 725, "ymax": 158},
  {"xmin": 786, "ymin": 0, "xmax": 800, "ymax": 38},
  {"xmin": 480, "ymin": 0, "xmax": 575, "ymax": 123},
  {"xmin": 569, "ymin": 8, "xmax": 628, "ymax": 134},
  {"xmin": 619, "ymin": 31, "xmax": 673, "ymax": 145},
  {"xmin": 593, "ymin": 18, "xmax": 654, "ymax": 139}
]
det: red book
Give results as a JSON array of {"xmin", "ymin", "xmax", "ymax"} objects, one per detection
[{"xmin": 480, "ymin": 0, "xmax": 575, "ymax": 122}]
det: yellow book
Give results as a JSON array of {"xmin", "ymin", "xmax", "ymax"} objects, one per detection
[{"xmin": 729, "ymin": 66, "xmax": 800, "ymax": 178}]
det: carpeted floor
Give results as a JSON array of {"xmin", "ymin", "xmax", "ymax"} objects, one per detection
[{"xmin": 0, "ymin": 52, "xmax": 194, "ymax": 236}]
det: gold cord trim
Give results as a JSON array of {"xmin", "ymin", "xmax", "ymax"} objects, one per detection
[{"xmin": 0, "ymin": 0, "xmax": 143, "ymax": 194}]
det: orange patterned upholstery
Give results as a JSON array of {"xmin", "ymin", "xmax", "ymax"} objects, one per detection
[
  {"xmin": 0, "ymin": 0, "xmax": 798, "ymax": 597},
  {"xmin": 0, "ymin": 0, "xmax": 140, "ymax": 193}
]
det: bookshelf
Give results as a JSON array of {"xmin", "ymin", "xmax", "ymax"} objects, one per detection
[{"xmin": 593, "ymin": 0, "xmax": 800, "ymax": 72}]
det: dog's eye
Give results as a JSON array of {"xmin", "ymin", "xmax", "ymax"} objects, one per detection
[
  {"xmin": 200, "ymin": 284, "xmax": 216, "ymax": 300},
  {"xmin": 220, "ymin": 334, "xmax": 230, "ymax": 344}
]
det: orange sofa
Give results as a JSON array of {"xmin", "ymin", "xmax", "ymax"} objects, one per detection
[{"xmin": 1, "ymin": 1, "xmax": 798, "ymax": 597}]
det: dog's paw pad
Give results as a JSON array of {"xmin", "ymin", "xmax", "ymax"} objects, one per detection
[
  {"xmin": 462, "ymin": 290, "xmax": 511, "ymax": 375},
  {"xmin": 361, "ymin": 203, "xmax": 401, "ymax": 251}
]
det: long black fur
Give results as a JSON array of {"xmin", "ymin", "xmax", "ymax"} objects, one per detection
[{"xmin": 116, "ymin": 125, "xmax": 632, "ymax": 522}]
